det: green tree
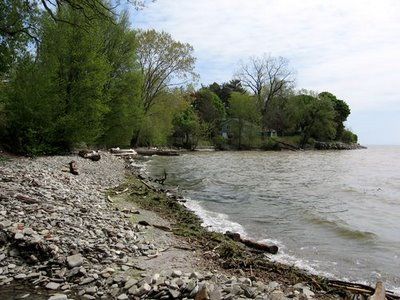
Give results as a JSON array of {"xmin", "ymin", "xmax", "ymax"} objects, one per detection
[
  {"xmin": 263, "ymin": 86, "xmax": 295, "ymax": 135},
  {"xmin": 133, "ymin": 29, "xmax": 197, "ymax": 145},
  {"xmin": 318, "ymin": 92, "xmax": 350, "ymax": 140},
  {"xmin": 3, "ymin": 5, "xmax": 133, "ymax": 154},
  {"xmin": 209, "ymin": 79, "xmax": 246, "ymax": 109},
  {"xmin": 139, "ymin": 89, "xmax": 188, "ymax": 146},
  {"xmin": 40, "ymin": 8, "xmax": 110, "ymax": 148},
  {"xmin": 3, "ymin": 56, "xmax": 62, "ymax": 154},
  {"xmin": 172, "ymin": 106, "xmax": 201, "ymax": 150},
  {"xmin": 99, "ymin": 12, "xmax": 143, "ymax": 147},
  {"xmin": 0, "ymin": 0, "xmax": 153, "ymax": 77},
  {"xmin": 193, "ymin": 88, "xmax": 225, "ymax": 138},
  {"xmin": 228, "ymin": 92, "xmax": 261, "ymax": 149},
  {"xmin": 136, "ymin": 29, "xmax": 197, "ymax": 113},
  {"xmin": 0, "ymin": 0, "xmax": 39, "ymax": 76},
  {"xmin": 341, "ymin": 129, "xmax": 358, "ymax": 144},
  {"xmin": 287, "ymin": 94, "xmax": 336, "ymax": 148}
]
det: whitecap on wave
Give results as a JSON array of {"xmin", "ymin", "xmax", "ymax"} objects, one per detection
[{"xmin": 183, "ymin": 199, "xmax": 246, "ymax": 236}]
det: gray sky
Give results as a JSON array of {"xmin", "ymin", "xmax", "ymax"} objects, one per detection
[{"xmin": 131, "ymin": 0, "xmax": 400, "ymax": 145}]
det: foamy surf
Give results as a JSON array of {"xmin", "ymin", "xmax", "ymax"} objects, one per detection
[
  {"xmin": 183, "ymin": 198, "xmax": 247, "ymax": 236},
  {"xmin": 183, "ymin": 199, "xmax": 335, "ymax": 278}
]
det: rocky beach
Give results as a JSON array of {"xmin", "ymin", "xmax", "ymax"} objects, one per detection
[{"xmin": 0, "ymin": 152, "xmax": 393, "ymax": 300}]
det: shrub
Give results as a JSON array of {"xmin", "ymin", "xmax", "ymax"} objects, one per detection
[
  {"xmin": 261, "ymin": 139, "xmax": 281, "ymax": 151},
  {"xmin": 341, "ymin": 129, "xmax": 358, "ymax": 143},
  {"xmin": 213, "ymin": 136, "xmax": 228, "ymax": 150}
]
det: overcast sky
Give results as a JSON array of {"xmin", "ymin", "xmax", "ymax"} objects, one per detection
[{"xmin": 131, "ymin": 0, "xmax": 400, "ymax": 145}]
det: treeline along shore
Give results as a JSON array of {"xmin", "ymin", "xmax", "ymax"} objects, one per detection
[
  {"xmin": 1, "ymin": 1, "xmax": 361, "ymax": 157},
  {"xmin": 0, "ymin": 151, "xmax": 395, "ymax": 300}
]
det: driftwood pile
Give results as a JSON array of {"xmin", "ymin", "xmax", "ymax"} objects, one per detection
[
  {"xmin": 327, "ymin": 280, "xmax": 399, "ymax": 300},
  {"xmin": 110, "ymin": 147, "xmax": 138, "ymax": 157},
  {"xmin": 78, "ymin": 150, "xmax": 101, "ymax": 161}
]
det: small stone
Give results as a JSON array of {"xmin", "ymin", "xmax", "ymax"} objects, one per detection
[
  {"xmin": 186, "ymin": 280, "xmax": 197, "ymax": 292},
  {"xmin": 151, "ymin": 273, "xmax": 160, "ymax": 284},
  {"xmin": 80, "ymin": 277, "xmax": 95, "ymax": 285},
  {"xmin": 48, "ymin": 294, "xmax": 68, "ymax": 300},
  {"xmin": 293, "ymin": 283, "xmax": 306, "ymax": 290},
  {"xmin": 128, "ymin": 286, "xmax": 139, "ymax": 295},
  {"xmin": 209, "ymin": 288, "xmax": 222, "ymax": 300},
  {"xmin": 26, "ymin": 272, "xmax": 41, "ymax": 278},
  {"xmin": 85, "ymin": 286, "xmax": 97, "ymax": 294},
  {"xmin": 171, "ymin": 270, "xmax": 182, "ymax": 277},
  {"xmin": 121, "ymin": 265, "xmax": 129, "ymax": 271},
  {"xmin": 124, "ymin": 279, "xmax": 137, "ymax": 289},
  {"xmin": 231, "ymin": 284, "xmax": 242, "ymax": 295},
  {"xmin": 1, "ymin": 277, "xmax": 13, "ymax": 285},
  {"xmin": 169, "ymin": 289, "xmax": 180, "ymax": 298},
  {"xmin": 115, "ymin": 243, "xmax": 125, "ymax": 249},
  {"xmin": 45, "ymin": 282, "xmax": 61, "ymax": 290},
  {"xmin": 102, "ymin": 267, "xmax": 115, "ymax": 273},
  {"xmin": 239, "ymin": 277, "xmax": 252, "ymax": 286},
  {"xmin": 138, "ymin": 283, "xmax": 151, "ymax": 295},
  {"xmin": 23, "ymin": 228, "xmax": 35, "ymax": 235},
  {"xmin": 15, "ymin": 232, "xmax": 24, "ymax": 239},
  {"xmin": 60, "ymin": 284, "xmax": 70, "ymax": 291},
  {"xmin": 14, "ymin": 274, "xmax": 27, "ymax": 279},
  {"xmin": 270, "ymin": 290, "xmax": 286, "ymax": 300},
  {"xmin": 117, "ymin": 294, "xmax": 128, "ymax": 300},
  {"xmin": 173, "ymin": 278, "xmax": 184, "ymax": 287},
  {"xmin": 67, "ymin": 254, "xmax": 84, "ymax": 268},
  {"xmin": 302, "ymin": 287, "xmax": 315, "ymax": 299},
  {"xmin": 243, "ymin": 286, "xmax": 256, "ymax": 298},
  {"xmin": 268, "ymin": 281, "xmax": 280, "ymax": 291}
]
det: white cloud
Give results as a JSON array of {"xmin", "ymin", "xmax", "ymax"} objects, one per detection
[{"xmin": 131, "ymin": 0, "xmax": 400, "ymax": 143}]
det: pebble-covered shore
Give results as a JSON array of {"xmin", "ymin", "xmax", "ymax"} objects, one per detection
[{"xmin": 1, "ymin": 153, "xmax": 321, "ymax": 299}]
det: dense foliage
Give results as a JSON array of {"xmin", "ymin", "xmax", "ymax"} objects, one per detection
[{"xmin": 0, "ymin": 0, "xmax": 359, "ymax": 154}]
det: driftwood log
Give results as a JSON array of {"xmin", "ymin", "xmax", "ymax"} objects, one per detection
[
  {"xmin": 69, "ymin": 161, "xmax": 79, "ymax": 175},
  {"xmin": 78, "ymin": 150, "xmax": 101, "ymax": 161},
  {"xmin": 271, "ymin": 138, "xmax": 300, "ymax": 151},
  {"xmin": 110, "ymin": 148, "xmax": 137, "ymax": 157},
  {"xmin": 225, "ymin": 231, "xmax": 278, "ymax": 254},
  {"xmin": 135, "ymin": 148, "xmax": 179, "ymax": 156}
]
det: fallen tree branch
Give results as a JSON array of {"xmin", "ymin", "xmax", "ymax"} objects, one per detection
[{"xmin": 225, "ymin": 231, "xmax": 278, "ymax": 254}]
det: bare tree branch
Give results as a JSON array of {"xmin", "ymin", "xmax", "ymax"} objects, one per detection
[{"xmin": 234, "ymin": 54, "xmax": 295, "ymax": 113}]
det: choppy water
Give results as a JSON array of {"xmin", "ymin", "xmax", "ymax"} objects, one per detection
[{"xmin": 145, "ymin": 146, "xmax": 400, "ymax": 291}]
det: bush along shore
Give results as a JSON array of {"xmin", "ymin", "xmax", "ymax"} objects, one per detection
[{"xmin": 0, "ymin": 152, "xmax": 395, "ymax": 300}]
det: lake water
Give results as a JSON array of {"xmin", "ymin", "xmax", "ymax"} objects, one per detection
[{"xmin": 145, "ymin": 146, "xmax": 400, "ymax": 291}]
